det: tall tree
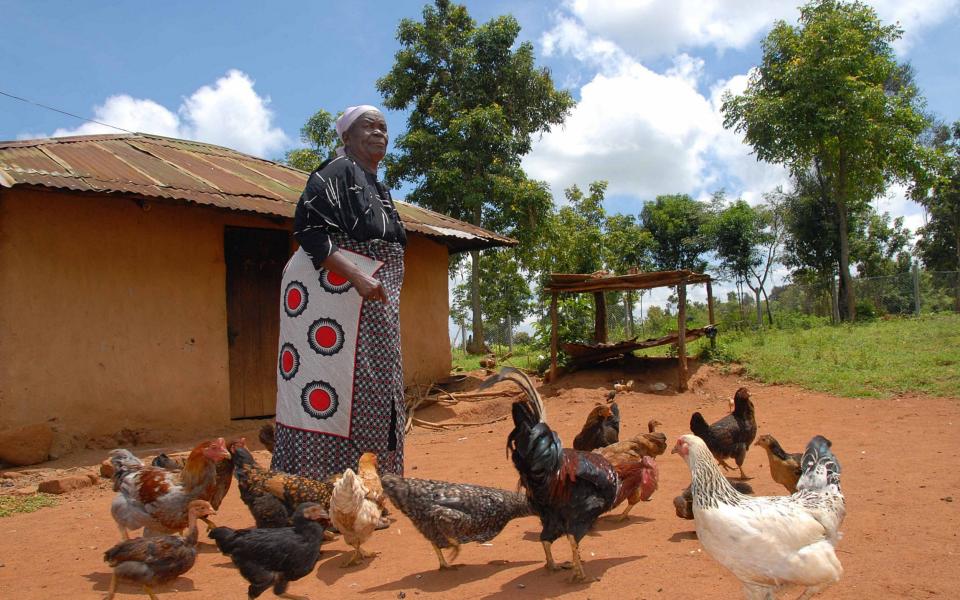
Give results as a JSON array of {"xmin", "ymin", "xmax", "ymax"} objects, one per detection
[
  {"xmin": 916, "ymin": 120, "xmax": 960, "ymax": 310},
  {"xmin": 283, "ymin": 109, "xmax": 338, "ymax": 172},
  {"xmin": 722, "ymin": 0, "xmax": 931, "ymax": 320},
  {"xmin": 709, "ymin": 198, "xmax": 782, "ymax": 326},
  {"xmin": 640, "ymin": 194, "xmax": 711, "ymax": 272},
  {"xmin": 532, "ymin": 182, "xmax": 607, "ymax": 345},
  {"xmin": 378, "ymin": 0, "xmax": 573, "ymax": 352},
  {"xmin": 603, "ymin": 213, "xmax": 654, "ymax": 335}
]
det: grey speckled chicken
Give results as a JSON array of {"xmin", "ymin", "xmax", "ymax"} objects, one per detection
[{"xmin": 382, "ymin": 474, "xmax": 534, "ymax": 569}]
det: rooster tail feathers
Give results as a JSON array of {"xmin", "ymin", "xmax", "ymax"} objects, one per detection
[
  {"xmin": 689, "ymin": 412, "xmax": 709, "ymax": 437},
  {"xmin": 483, "ymin": 367, "xmax": 546, "ymax": 423},
  {"xmin": 208, "ymin": 526, "xmax": 238, "ymax": 554},
  {"xmin": 797, "ymin": 435, "xmax": 841, "ymax": 492}
]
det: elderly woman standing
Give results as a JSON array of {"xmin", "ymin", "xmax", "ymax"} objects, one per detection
[{"xmin": 272, "ymin": 106, "xmax": 406, "ymax": 480}]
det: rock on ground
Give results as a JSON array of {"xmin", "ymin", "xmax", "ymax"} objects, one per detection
[{"xmin": 0, "ymin": 424, "xmax": 53, "ymax": 466}]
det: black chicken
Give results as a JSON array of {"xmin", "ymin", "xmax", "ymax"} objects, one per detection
[
  {"xmin": 230, "ymin": 444, "xmax": 296, "ymax": 528},
  {"xmin": 485, "ymin": 368, "xmax": 650, "ymax": 583},
  {"xmin": 689, "ymin": 387, "xmax": 758, "ymax": 479},
  {"xmin": 209, "ymin": 502, "xmax": 330, "ymax": 599},
  {"xmin": 382, "ymin": 474, "xmax": 533, "ymax": 569}
]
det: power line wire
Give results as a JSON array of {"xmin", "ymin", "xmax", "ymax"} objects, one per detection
[{"xmin": 0, "ymin": 89, "xmax": 136, "ymax": 134}]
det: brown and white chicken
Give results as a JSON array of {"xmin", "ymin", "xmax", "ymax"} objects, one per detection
[{"xmin": 330, "ymin": 467, "xmax": 382, "ymax": 567}]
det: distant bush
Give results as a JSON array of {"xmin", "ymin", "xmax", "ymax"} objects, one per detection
[
  {"xmin": 513, "ymin": 331, "xmax": 532, "ymax": 346},
  {"xmin": 698, "ymin": 338, "xmax": 739, "ymax": 363},
  {"xmin": 855, "ymin": 300, "xmax": 879, "ymax": 322}
]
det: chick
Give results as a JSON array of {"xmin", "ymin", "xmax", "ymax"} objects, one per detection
[
  {"xmin": 104, "ymin": 500, "xmax": 215, "ymax": 600},
  {"xmin": 754, "ymin": 434, "xmax": 803, "ymax": 493}
]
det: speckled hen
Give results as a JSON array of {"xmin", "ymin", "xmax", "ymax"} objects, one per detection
[{"xmin": 382, "ymin": 474, "xmax": 534, "ymax": 569}]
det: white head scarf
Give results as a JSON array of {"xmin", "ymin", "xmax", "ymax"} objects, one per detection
[{"xmin": 335, "ymin": 105, "xmax": 383, "ymax": 156}]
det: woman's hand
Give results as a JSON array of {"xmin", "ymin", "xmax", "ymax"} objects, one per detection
[
  {"xmin": 321, "ymin": 251, "xmax": 387, "ymax": 302},
  {"xmin": 353, "ymin": 273, "xmax": 387, "ymax": 302}
]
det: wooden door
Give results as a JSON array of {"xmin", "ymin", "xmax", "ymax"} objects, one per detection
[{"xmin": 225, "ymin": 227, "xmax": 290, "ymax": 419}]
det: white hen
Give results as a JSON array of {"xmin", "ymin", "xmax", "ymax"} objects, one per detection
[
  {"xmin": 674, "ymin": 434, "xmax": 844, "ymax": 600},
  {"xmin": 330, "ymin": 467, "xmax": 382, "ymax": 567}
]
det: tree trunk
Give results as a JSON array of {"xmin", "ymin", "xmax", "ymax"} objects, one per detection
[
  {"xmin": 761, "ymin": 286, "xmax": 774, "ymax": 326},
  {"xmin": 676, "ymin": 283, "xmax": 688, "ymax": 392},
  {"xmin": 736, "ymin": 278, "xmax": 745, "ymax": 323},
  {"xmin": 835, "ymin": 158, "xmax": 856, "ymax": 322},
  {"xmin": 624, "ymin": 292, "xmax": 635, "ymax": 337},
  {"xmin": 830, "ymin": 275, "xmax": 840, "ymax": 324},
  {"xmin": 467, "ymin": 205, "xmax": 485, "ymax": 354},
  {"xmin": 755, "ymin": 288, "xmax": 763, "ymax": 328},
  {"xmin": 593, "ymin": 292, "xmax": 608, "ymax": 344}
]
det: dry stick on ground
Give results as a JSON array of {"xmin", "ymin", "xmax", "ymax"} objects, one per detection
[{"xmin": 412, "ymin": 415, "xmax": 508, "ymax": 430}]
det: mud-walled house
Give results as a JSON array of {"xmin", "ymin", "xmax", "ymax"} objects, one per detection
[{"xmin": 0, "ymin": 133, "xmax": 514, "ymax": 438}]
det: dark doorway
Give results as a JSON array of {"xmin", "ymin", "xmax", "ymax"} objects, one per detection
[{"xmin": 224, "ymin": 226, "xmax": 290, "ymax": 419}]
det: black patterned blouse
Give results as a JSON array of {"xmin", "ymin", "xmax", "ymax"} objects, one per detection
[{"xmin": 293, "ymin": 155, "xmax": 406, "ymax": 265}]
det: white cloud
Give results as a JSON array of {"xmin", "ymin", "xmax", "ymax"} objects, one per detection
[
  {"xmin": 875, "ymin": 183, "xmax": 928, "ymax": 235},
  {"xmin": 52, "ymin": 96, "xmax": 180, "ymax": 138},
  {"xmin": 552, "ymin": 0, "xmax": 959, "ymax": 60},
  {"xmin": 42, "ymin": 70, "xmax": 288, "ymax": 157},
  {"xmin": 179, "ymin": 70, "xmax": 288, "ymax": 157},
  {"xmin": 526, "ymin": 25, "xmax": 787, "ymax": 209}
]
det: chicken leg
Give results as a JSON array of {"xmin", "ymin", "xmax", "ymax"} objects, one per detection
[
  {"xmin": 432, "ymin": 543, "xmax": 454, "ymax": 570},
  {"xmin": 616, "ymin": 492, "xmax": 640, "ymax": 521},
  {"xmin": 542, "ymin": 541, "xmax": 562, "ymax": 571},
  {"xmin": 796, "ymin": 583, "xmax": 832, "ymax": 600},
  {"xmin": 566, "ymin": 535, "xmax": 587, "ymax": 583},
  {"xmin": 107, "ymin": 573, "xmax": 118, "ymax": 600},
  {"xmin": 141, "ymin": 584, "xmax": 159, "ymax": 600},
  {"xmin": 341, "ymin": 545, "xmax": 378, "ymax": 567}
]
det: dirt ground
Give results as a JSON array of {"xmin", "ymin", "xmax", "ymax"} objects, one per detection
[{"xmin": 1, "ymin": 359, "xmax": 958, "ymax": 599}]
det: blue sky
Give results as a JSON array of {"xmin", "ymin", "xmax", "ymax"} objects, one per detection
[{"xmin": 3, "ymin": 0, "xmax": 958, "ymax": 317}]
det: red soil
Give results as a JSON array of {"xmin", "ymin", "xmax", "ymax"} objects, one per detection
[{"xmin": 1, "ymin": 360, "xmax": 957, "ymax": 599}]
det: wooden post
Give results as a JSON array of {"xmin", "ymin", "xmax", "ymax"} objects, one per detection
[
  {"xmin": 677, "ymin": 282, "xmax": 688, "ymax": 392},
  {"xmin": 706, "ymin": 280, "xmax": 716, "ymax": 349},
  {"xmin": 593, "ymin": 291, "xmax": 608, "ymax": 344},
  {"xmin": 550, "ymin": 291, "xmax": 559, "ymax": 382}
]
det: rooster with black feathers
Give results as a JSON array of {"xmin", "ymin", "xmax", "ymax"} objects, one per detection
[{"xmin": 483, "ymin": 368, "xmax": 650, "ymax": 583}]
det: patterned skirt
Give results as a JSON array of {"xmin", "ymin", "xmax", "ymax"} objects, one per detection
[{"xmin": 271, "ymin": 233, "xmax": 405, "ymax": 480}]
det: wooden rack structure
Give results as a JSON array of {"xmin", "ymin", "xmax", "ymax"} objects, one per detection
[{"xmin": 545, "ymin": 270, "xmax": 715, "ymax": 391}]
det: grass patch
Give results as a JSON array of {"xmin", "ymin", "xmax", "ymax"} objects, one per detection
[
  {"xmin": 451, "ymin": 344, "xmax": 544, "ymax": 372},
  {"xmin": 714, "ymin": 313, "xmax": 960, "ymax": 398},
  {"xmin": 0, "ymin": 493, "xmax": 58, "ymax": 518}
]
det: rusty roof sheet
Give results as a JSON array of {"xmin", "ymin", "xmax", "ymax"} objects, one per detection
[{"xmin": 0, "ymin": 133, "xmax": 515, "ymax": 252}]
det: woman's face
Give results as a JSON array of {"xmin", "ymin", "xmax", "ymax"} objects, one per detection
[{"xmin": 344, "ymin": 112, "xmax": 388, "ymax": 168}]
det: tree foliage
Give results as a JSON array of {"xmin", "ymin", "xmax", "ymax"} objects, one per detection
[
  {"xmin": 640, "ymin": 194, "xmax": 711, "ymax": 272},
  {"xmin": 378, "ymin": 0, "xmax": 573, "ymax": 351},
  {"xmin": 917, "ymin": 121, "xmax": 960, "ymax": 273},
  {"xmin": 722, "ymin": 0, "xmax": 932, "ymax": 320},
  {"xmin": 283, "ymin": 109, "xmax": 338, "ymax": 172}
]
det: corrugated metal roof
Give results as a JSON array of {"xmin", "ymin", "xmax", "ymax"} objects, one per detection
[{"xmin": 0, "ymin": 133, "xmax": 516, "ymax": 252}]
